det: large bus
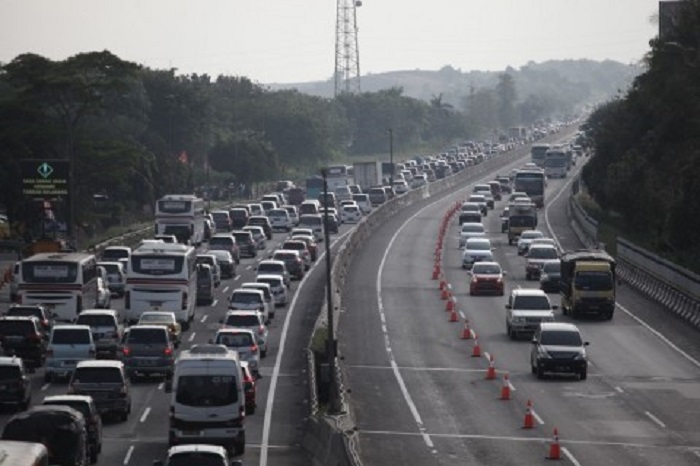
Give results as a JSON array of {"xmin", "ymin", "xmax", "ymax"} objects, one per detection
[
  {"xmin": 124, "ymin": 243, "xmax": 197, "ymax": 328},
  {"xmin": 514, "ymin": 169, "xmax": 546, "ymax": 207},
  {"xmin": 305, "ymin": 176, "xmax": 324, "ymax": 201},
  {"xmin": 543, "ymin": 149, "xmax": 569, "ymax": 178},
  {"xmin": 17, "ymin": 252, "xmax": 98, "ymax": 322},
  {"xmin": 155, "ymin": 195, "xmax": 205, "ymax": 246},
  {"xmin": 530, "ymin": 144, "xmax": 550, "ymax": 168}
]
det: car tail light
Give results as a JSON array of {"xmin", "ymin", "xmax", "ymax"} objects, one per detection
[
  {"xmin": 122, "ymin": 347, "xmax": 131, "ymax": 357},
  {"xmin": 250, "ymin": 344, "xmax": 258, "ymax": 354},
  {"xmin": 164, "ymin": 347, "xmax": 173, "ymax": 356},
  {"xmin": 67, "ymin": 383, "xmax": 75, "ymax": 394},
  {"xmin": 181, "ymin": 293, "xmax": 187, "ymax": 310},
  {"xmin": 41, "ymin": 319, "xmax": 49, "ymax": 327},
  {"xmin": 119, "ymin": 385, "xmax": 128, "ymax": 397},
  {"xmin": 124, "ymin": 291, "xmax": 130, "ymax": 310},
  {"xmin": 26, "ymin": 333, "xmax": 41, "ymax": 342},
  {"xmin": 258, "ymin": 325, "xmax": 265, "ymax": 336}
]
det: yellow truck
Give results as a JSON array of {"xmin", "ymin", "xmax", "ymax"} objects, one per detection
[{"xmin": 560, "ymin": 250, "xmax": 616, "ymax": 320}]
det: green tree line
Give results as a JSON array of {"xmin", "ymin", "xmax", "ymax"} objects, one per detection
[
  {"xmin": 0, "ymin": 50, "xmax": 570, "ymax": 240},
  {"xmin": 581, "ymin": 0, "xmax": 700, "ymax": 268}
]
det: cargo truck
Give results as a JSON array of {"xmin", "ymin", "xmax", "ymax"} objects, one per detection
[
  {"xmin": 560, "ymin": 250, "xmax": 616, "ymax": 320},
  {"xmin": 353, "ymin": 161, "xmax": 383, "ymax": 192},
  {"xmin": 507, "ymin": 202, "xmax": 538, "ymax": 245}
]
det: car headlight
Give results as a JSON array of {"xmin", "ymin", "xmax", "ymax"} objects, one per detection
[
  {"xmin": 573, "ymin": 352, "xmax": 586, "ymax": 360},
  {"xmin": 538, "ymin": 347, "xmax": 552, "ymax": 358},
  {"xmin": 512, "ymin": 316, "xmax": 525, "ymax": 323}
]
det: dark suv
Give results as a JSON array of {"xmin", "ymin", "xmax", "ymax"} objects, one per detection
[
  {"xmin": 42, "ymin": 394, "xmax": 103, "ymax": 464},
  {"xmin": 121, "ymin": 325, "xmax": 174, "ymax": 380},
  {"xmin": 0, "ymin": 356, "xmax": 32, "ymax": 410},
  {"xmin": 228, "ymin": 208, "xmax": 249, "ymax": 229},
  {"xmin": 531, "ymin": 322, "xmax": 589, "ymax": 380},
  {"xmin": 4, "ymin": 305, "xmax": 55, "ymax": 339},
  {"xmin": 68, "ymin": 360, "xmax": 131, "ymax": 421},
  {"xmin": 232, "ymin": 230, "xmax": 257, "ymax": 258},
  {"xmin": 0, "ymin": 317, "xmax": 47, "ymax": 367}
]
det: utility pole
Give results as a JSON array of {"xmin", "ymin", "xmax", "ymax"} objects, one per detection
[
  {"xmin": 387, "ymin": 128, "xmax": 394, "ymax": 187},
  {"xmin": 321, "ymin": 168, "xmax": 340, "ymax": 413},
  {"xmin": 334, "ymin": 0, "xmax": 362, "ymax": 96}
]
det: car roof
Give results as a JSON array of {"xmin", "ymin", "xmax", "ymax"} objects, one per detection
[
  {"xmin": 168, "ymin": 444, "xmax": 228, "ymax": 456},
  {"xmin": 259, "ymin": 260, "xmax": 285, "ymax": 266},
  {"xmin": 472, "ymin": 261, "xmax": 500, "ymax": 268},
  {"xmin": 216, "ymin": 328, "xmax": 255, "ymax": 336},
  {"xmin": 0, "ymin": 356, "xmax": 24, "ymax": 367},
  {"xmin": 511, "ymin": 289, "xmax": 548, "ymax": 297},
  {"xmin": 43, "ymin": 394, "xmax": 94, "ymax": 404},
  {"xmin": 140, "ymin": 311, "xmax": 176, "ymax": 318},
  {"xmin": 225, "ymin": 310, "xmax": 261, "ymax": 316},
  {"xmin": 256, "ymin": 274, "xmax": 284, "ymax": 281},
  {"xmin": 53, "ymin": 324, "xmax": 91, "ymax": 331},
  {"xmin": 76, "ymin": 360, "xmax": 124, "ymax": 369},
  {"xmin": 78, "ymin": 309, "xmax": 119, "ymax": 317},
  {"xmin": 242, "ymin": 282, "xmax": 271, "ymax": 289},
  {"xmin": 539, "ymin": 322, "xmax": 580, "ymax": 332}
]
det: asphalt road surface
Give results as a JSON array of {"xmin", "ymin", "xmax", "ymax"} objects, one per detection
[
  {"xmin": 0, "ymin": 222, "xmax": 358, "ymax": 466},
  {"xmin": 340, "ymin": 142, "xmax": 700, "ymax": 465}
]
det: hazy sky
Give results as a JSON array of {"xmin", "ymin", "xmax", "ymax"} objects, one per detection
[{"xmin": 1, "ymin": 0, "xmax": 661, "ymax": 84}]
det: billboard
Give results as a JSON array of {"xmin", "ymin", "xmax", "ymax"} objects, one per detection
[{"xmin": 21, "ymin": 160, "xmax": 70, "ymax": 200}]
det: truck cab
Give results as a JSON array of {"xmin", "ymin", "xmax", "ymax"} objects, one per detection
[
  {"xmin": 560, "ymin": 250, "xmax": 616, "ymax": 320},
  {"xmin": 507, "ymin": 202, "xmax": 538, "ymax": 245}
]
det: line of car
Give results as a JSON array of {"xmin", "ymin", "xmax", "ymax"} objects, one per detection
[{"xmin": 458, "ymin": 166, "xmax": 590, "ymax": 382}]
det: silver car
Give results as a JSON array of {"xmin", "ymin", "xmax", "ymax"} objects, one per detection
[
  {"xmin": 213, "ymin": 328, "xmax": 261, "ymax": 376},
  {"xmin": 221, "ymin": 310, "xmax": 269, "ymax": 358},
  {"xmin": 45, "ymin": 325, "xmax": 96, "ymax": 382},
  {"xmin": 255, "ymin": 274, "xmax": 289, "ymax": 307}
]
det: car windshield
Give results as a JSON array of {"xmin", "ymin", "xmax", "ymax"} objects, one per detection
[
  {"xmin": 6, "ymin": 308, "xmax": 42, "ymax": 319},
  {"xmin": 209, "ymin": 238, "xmax": 233, "ymax": 248},
  {"xmin": 0, "ymin": 366, "xmax": 21, "ymax": 379},
  {"xmin": 231, "ymin": 293, "xmax": 262, "ymax": 304},
  {"xmin": 0, "ymin": 320, "xmax": 34, "ymax": 335},
  {"xmin": 467, "ymin": 241, "xmax": 490, "ymax": 251},
  {"xmin": 168, "ymin": 453, "xmax": 228, "ymax": 466},
  {"xmin": 216, "ymin": 332, "xmax": 254, "ymax": 347},
  {"xmin": 76, "ymin": 315, "xmax": 116, "ymax": 327},
  {"xmin": 102, "ymin": 249, "xmax": 129, "ymax": 260},
  {"xmin": 540, "ymin": 330, "xmax": 582, "ymax": 346},
  {"xmin": 224, "ymin": 314, "xmax": 259, "ymax": 327},
  {"xmin": 521, "ymin": 231, "xmax": 543, "ymax": 240},
  {"xmin": 139, "ymin": 314, "xmax": 173, "ymax": 324},
  {"xmin": 72, "ymin": 367, "xmax": 123, "ymax": 383},
  {"xmin": 575, "ymin": 271, "xmax": 613, "ymax": 291},
  {"xmin": 258, "ymin": 264, "xmax": 283, "ymax": 274},
  {"xmin": 43, "ymin": 400, "xmax": 90, "ymax": 419},
  {"xmin": 52, "ymin": 329, "xmax": 91, "ymax": 344},
  {"xmin": 542, "ymin": 262, "xmax": 561, "ymax": 273},
  {"xmin": 100, "ymin": 263, "xmax": 121, "ymax": 274},
  {"xmin": 512, "ymin": 296, "xmax": 551, "ymax": 310},
  {"xmin": 528, "ymin": 248, "xmax": 558, "ymax": 259},
  {"xmin": 461, "ymin": 225, "xmax": 484, "ymax": 233},
  {"xmin": 175, "ymin": 375, "xmax": 238, "ymax": 407},
  {"xmin": 472, "ymin": 264, "xmax": 501, "ymax": 274},
  {"xmin": 127, "ymin": 328, "xmax": 166, "ymax": 344}
]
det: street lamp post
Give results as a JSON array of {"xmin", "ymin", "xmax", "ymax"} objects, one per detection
[
  {"xmin": 387, "ymin": 128, "xmax": 394, "ymax": 187},
  {"xmin": 321, "ymin": 168, "xmax": 340, "ymax": 414}
]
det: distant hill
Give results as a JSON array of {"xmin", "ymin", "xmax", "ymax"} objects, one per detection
[{"xmin": 269, "ymin": 59, "xmax": 643, "ymax": 109}]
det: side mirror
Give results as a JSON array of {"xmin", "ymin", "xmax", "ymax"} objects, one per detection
[
  {"xmin": 164, "ymin": 379, "xmax": 173, "ymax": 393},
  {"xmin": 208, "ymin": 338, "xmax": 214, "ymax": 344},
  {"xmin": 219, "ymin": 319, "xmax": 224, "ymax": 324},
  {"xmin": 154, "ymin": 461, "xmax": 165, "ymax": 466},
  {"xmin": 584, "ymin": 341, "xmax": 590, "ymax": 346},
  {"xmin": 531, "ymin": 338, "xmax": 538, "ymax": 344},
  {"xmin": 505, "ymin": 304, "xmax": 511, "ymax": 309},
  {"xmin": 551, "ymin": 305, "xmax": 559, "ymax": 310},
  {"xmin": 502, "ymin": 271, "xmax": 507, "ymax": 276},
  {"xmin": 52, "ymin": 313, "xmax": 58, "ymax": 319}
]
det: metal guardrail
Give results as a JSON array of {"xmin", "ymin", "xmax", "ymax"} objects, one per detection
[{"xmin": 568, "ymin": 180, "xmax": 700, "ymax": 329}]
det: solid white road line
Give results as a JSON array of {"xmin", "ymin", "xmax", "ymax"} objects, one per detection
[
  {"xmin": 562, "ymin": 447, "xmax": 583, "ymax": 466},
  {"xmin": 140, "ymin": 407, "xmax": 151, "ymax": 423},
  {"xmin": 531, "ymin": 408, "xmax": 545, "ymax": 425},
  {"xmin": 259, "ymin": 229, "xmax": 354, "ymax": 466}
]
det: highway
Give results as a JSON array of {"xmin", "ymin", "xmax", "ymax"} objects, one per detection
[
  {"xmin": 340, "ymin": 142, "xmax": 700, "ymax": 465},
  {"xmin": 0, "ymin": 222, "xmax": 358, "ymax": 465}
]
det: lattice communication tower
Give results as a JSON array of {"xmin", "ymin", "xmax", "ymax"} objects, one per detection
[{"xmin": 334, "ymin": 0, "xmax": 362, "ymax": 96}]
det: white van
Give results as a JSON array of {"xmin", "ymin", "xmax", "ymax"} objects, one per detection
[{"xmin": 166, "ymin": 345, "xmax": 246, "ymax": 456}]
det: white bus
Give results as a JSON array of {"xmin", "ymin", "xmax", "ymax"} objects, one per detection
[
  {"xmin": 514, "ymin": 169, "xmax": 546, "ymax": 208},
  {"xmin": 124, "ymin": 243, "xmax": 197, "ymax": 329},
  {"xmin": 325, "ymin": 165, "xmax": 354, "ymax": 191},
  {"xmin": 17, "ymin": 252, "xmax": 99, "ymax": 322},
  {"xmin": 543, "ymin": 149, "xmax": 568, "ymax": 178},
  {"xmin": 155, "ymin": 195, "xmax": 205, "ymax": 246}
]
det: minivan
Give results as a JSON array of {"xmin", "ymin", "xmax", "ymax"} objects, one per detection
[
  {"xmin": 45, "ymin": 325, "xmax": 96, "ymax": 382},
  {"xmin": 229, "ymin": 288, "xmax": 269, "ymax": 323}
]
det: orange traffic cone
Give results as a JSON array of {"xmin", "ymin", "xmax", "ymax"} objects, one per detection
[
  {"xmin": 547, "ymin": 428, "xmax": 561, "ymax": 460},
  {"xmin": 446, "ymin": 295, "xmax": 455, "ymax": 311},
  {"xmin": 449, "ymin": 308, "xmax": 459, "ymax": 322},
  {"xmin": 471, "ymin": 337, "xmax": 482, "ymax": 358},
  {"xmin": 441, "ymin": 284, "xmax": 450, "ymax": 300},
  {"xmin": 523, "ymin": 399, "xmax": 535, "ymax": 429},
  {"xmin": 439, "ymin": 276, "xmax": 446, "ymax": 291},
  {"xmin": 485, "ymin": 354, "xmax": 496, "ymax": 380},
  {"xmin": 460, "ymin": 319, "xmax": 472, "ymax": 339},
  {"xmin": 500, "ymin": 373, "xmax": 511, "ymax": 400},
  {"xmin": 432, "ymin": 264, "xmax": 440, "ymax": 280}
]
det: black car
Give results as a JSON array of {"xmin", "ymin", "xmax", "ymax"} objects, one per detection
[
  {"xmin": 0, "ymin": 356, "xmax": 32, "ymax": 410},
  {"xmin": 4, "ymin": 304, "xmax": 55, "ymax": 339},
  {"xmin": 42, "ymin": 395, "xmax": 103, "ymax": 464},
  {"xmin": 272, "ymin": 250, "xmax": 305, "ymax": 280},
  {"xmin": 228, "ymin": 208, "xmax": 249, "ymax": 229},
  {"xmin": 539, "ymin": 259, "xmax": 562, "ymax": 293},
  {"xmin": 247, "ymin": 216, "xmax": 273, "ymax": 240},
  {"xmin": 531, "ymin": 322, "xmax": 589, "ymax": 380},
  {"xmin": 232, "ymin": 230, "xmax": 257, "ymax": 258},
  {"xmin": 0, "ymin": 317, "xmax": 47, "ymax": 367},
  {"xmin": 2, "ymin": 405, "xmax": 89, "ymax": 466},
  {"xmin": 324, "ymin": 213, "xmax": 339, "ymax": 234}
]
